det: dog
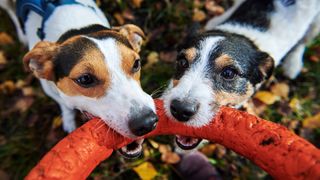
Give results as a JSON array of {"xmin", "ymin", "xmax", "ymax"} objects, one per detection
[
  {"xmin": 0, "ymin": 0, "xmax": 158, "ymax": 158},
  {"xmin": 163, "ymin": 0, "xmax": 320, "ymax": 150}
]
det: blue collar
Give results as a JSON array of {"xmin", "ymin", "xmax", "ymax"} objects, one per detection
[{"xmin": 17, "ymin": 0, "xmax": 96, "ymax": 40}]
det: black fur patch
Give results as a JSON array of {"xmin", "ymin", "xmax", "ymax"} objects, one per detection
[
  {"xmin": 57, "ymin": 24, "xmax": 133, "ymax": 49},
  {"xmin": 226, "ymin": 0, "xmax": 275, "ymax": 31},
  {"xmin": 57, "ymin": 24, "xmax": 109, "ymax": 43},
  {"xmin": 54, "ymin": 37, "xmax": 98, "ymax": 80}
]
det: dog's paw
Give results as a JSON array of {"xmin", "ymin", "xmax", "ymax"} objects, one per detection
[{"xmin": 62, "ymin": 121, "xmax": 76, "ymax": 133}]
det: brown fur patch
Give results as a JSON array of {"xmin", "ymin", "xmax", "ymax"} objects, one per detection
[
  {"xmin": 118, "ymin": 42, "xmax": 141, "ymax": 82},
  {"xmin": 57, "ymin": 47, "xmax": 110, "ymax": 98},
  {"xmin": 214, "ymin": 54, "xmax": 234, "ymax": 69},
  {"xmin": 184, "ymin": 47, "xmax": 197, "ymax": 62},
  {"xmin": 214, "ymin": 83, "xmax": 254, "ymax": 106},
  {"xmin": 172, "ymin": 79, "xmax": 179, "ymax": 87}
]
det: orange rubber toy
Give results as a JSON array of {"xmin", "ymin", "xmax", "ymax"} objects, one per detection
[{"xmin": 26, "ymin": 99, "xmax": 320, "ymax": 180}]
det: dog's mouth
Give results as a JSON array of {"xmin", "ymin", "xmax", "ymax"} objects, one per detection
[
  {"xmin": 175, "ymin": 135, "xmax": 202, "ymax": 150},
  {"xmin": 118, "ymin": 139, "xmax": 144, "ymax": 158},
  {"xmin": 83, "ymin": 111, "xmax": 144, "ymax": 158}
]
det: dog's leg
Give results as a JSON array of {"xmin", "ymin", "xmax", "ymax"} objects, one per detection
[
  {"xmin": 283, "ymin": 13, "xmax": 320, "ymax": 79},
  {"xmin": 282, "ymin": 43, "xmax": 305, "ymax": 79},
  {"xmin": 60, "ymin": 104, "xmax": 76, "ymax": 133}
]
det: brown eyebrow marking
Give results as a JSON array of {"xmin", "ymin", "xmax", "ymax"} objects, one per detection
[
  {"xmin": 214, "ymin": 54, "xmax": 235, "ymax": 69},
  {"xmin": 118, "ymin": 42, "xmax": 141, "ymax": 82},
  {"xmin": 56, "ymin": 46, "xmax": 110, "ymax": 98},
  {"xmin": 184, "ymin": 47, "xmax": 197, "ymax": 62}
]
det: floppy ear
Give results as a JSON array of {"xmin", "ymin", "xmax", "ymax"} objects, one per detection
[
  {"xmin": 23, "ymin": 41, "xmax": 59, "ymax": 80},
  {"xmin": 112, "ymin": 24, "xmax": 146, "ymax": 53},
  {"xmin": 258, "ymin": 52, "xmax": 274, "ymax": 80}
]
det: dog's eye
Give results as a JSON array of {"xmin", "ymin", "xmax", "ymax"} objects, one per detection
[
  {"xmin": 221, "ymin": 67, "xmax": 238, "ymax": 80},
  {"xmin": 132, "ymin": 59, "xmax": 141, "ymax": 73},
  {"xmin": 177, "ymin": 58, "xmax": 189, "ymax": 69},
  {"xmin": 75, "ymin": 74, "xmax": 98, "ymax": 88}
]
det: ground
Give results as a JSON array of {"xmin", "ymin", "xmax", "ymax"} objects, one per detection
[{"xmin": 0, "ymin": 0, "xmax": 319, "ymax": 179}]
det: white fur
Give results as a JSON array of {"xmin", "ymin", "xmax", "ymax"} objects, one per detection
[
  {"xmin": 212, "ymin": 0, "xmax": 320, "ymax": 69},
  {"xmin": 163, "ymin": 37, "xmax": 224, "ymax": 127}
]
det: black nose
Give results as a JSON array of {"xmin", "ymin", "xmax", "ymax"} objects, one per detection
[
  {"xmin": 170, "ymin": 99, "xmax": 199, "ymax": 122},
  {"xmin": 129, "ymin": 109, "xmax": 158, "ymax": 136}
]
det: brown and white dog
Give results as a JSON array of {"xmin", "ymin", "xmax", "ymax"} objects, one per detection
[
  {"xmin": 0, "ymin": 0, "xmax": 157, "ymax": 157},
  {"xmin": 163, "ymin": 0, "xmax": 320, "ymax": 150}
]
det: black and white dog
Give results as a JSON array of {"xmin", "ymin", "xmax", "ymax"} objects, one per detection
[
  {"xmin": 163, "ymin": 0, "xmax": 320, "ymax": 150},
  {"xmin": 0, "ymin": 0, "xmax": 158, "ymax": 157}
]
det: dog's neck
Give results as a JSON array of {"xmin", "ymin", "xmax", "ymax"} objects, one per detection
[
  {"xmin": 213, "ymin": 0, "xmax": 320, "ymax": 66},
  {"xmin": 24, "ymin": 0, "xmax": 109, "ymax": 48}
]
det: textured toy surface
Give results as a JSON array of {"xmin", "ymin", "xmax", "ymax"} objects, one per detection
[{"xmin": 26, "ymin": 99, "xmax": 320, "ymax": 180}]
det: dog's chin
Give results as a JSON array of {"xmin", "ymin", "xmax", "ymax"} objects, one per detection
[{"xmin": 83, "ymin": 111, "xmax": 144, "ymax": 158}]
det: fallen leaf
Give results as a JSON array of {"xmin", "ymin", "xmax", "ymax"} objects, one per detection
[
  {"xmin": 270, "ymin": 83, "xmax": 289, "ymax": 99},
  {"xmin": 52, "ymin": 116, "xmax": 63, "ymax": 129},
  {"xmin": 22, "ymin": 87, "xmax": 34, "ymax": 96},
  {"xmin": 159, "ymin": 144, "xmax": 171, "ymax": 154},
  {"xmin": 14, "ymin": 97, "xmax": 34, "ymax": 113},
  {"xmin": 309, "ymin": 55, "xmax": 319, "ymax": 63},
  {"xmin": 159, "ymin": 51, "xmax": 177, "ymax": 63},
  {"xmin": 289, "ymin": 98, "xmax": 302, "ymax": 112},
  {"xmin": 0, "ymin": 51, "xmax": 7, "ymax": 65},
  {"xmin": 15, "ymin": 79, "xmax": 26, "ymax": 89},
  {"xmin": 200, "ymin": 144, "xmax": 216, "ymax": 156},
  {"xmin": 303, "ymin": 113, "xmax": 320, "ymax": 129},
  {"xmin": 114, "ymin": 12, "xmax": 125, "ymax": 25},
  {"xmin": 148, "ymin": 139, "xmax": 159, "ymax": 149},
  {"xmin": 254, "ymin": 91, "xmax": 280, "ymax": 105},
  {"xmin": 122, "ymin": 9, "xmax": 135, "ymax": 20},
  {"xmin": 133, "ymin": 162, "xmax": 158, "ymax": 180},
  {"xmin": 193, "ymin": 8, "xmax": 206, "ymax": 22},
  {"xmin": 0, "ymin": 32, "xmax": 14, "ymax": 45},
  {"xmin": 0, "ymin": 80, "xmax": 16, "ymax": 94},
  {"xmin": 131, "ymin": 0, "xmax": 143, "ymax": 8},
  {"xmin": 205, "ymin": 1, "xmax": 225, "ymax": 15},
  {"xmin": 144, "ymin": 52, "xmax": 159, "ymax": 69},
  {"xmin": 161, "ymin": 151, "xmax": 180, "ymax": 164}
]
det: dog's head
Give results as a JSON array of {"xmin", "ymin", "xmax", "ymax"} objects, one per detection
[
  {"xmin": 163, "ymin": 30, "xmax": 274, "ymax": 127},
  {"xmin": 23, "ymin": 24, "xmax": 157, "ymax": 138},
  {"xmin": 163, "ymin": 31, "xmax": 274, "ymax": 150}
]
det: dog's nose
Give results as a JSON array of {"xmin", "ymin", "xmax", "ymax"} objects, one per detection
[
  {"xmin": 129, "ymin": 109, "xmax": 158, "ymax": 136},
  {"xmin": 170, "ymin": 99, "xmax": 199, "ymax": 122}
]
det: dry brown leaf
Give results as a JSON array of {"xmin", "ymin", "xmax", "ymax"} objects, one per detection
[
  {"xmin": 0, "ymin": 32, "xmax": 14, "ymax": 45},
  {"xmin": 0, "ymin": 80, "xmax": 16, "ymax": 94},
  {"xmin": 148, "ymin": 139, "xmax": 159, "ymax": 149},
  {"xmin": 131, "ymin": 0, "xmax": 143, "ymax": 8},
  {"xmin": 15, "ymin": 79, "xmax": 26, "ymax": 89},
  {"xmin": 22, "ymin": 87, "xmax": 34, "ymax": 96},
  {"xmin": 193, "ymin": 8, "xmax": 206, "ymax": 22},
  {"xmin": 309, "ymin": 55, "xmax": 319, "ymax": 63},
  {"xmin": 133, "ymin": 162, "xmax": 158, "ymax": 180},
  {"xmin": 159, "ymin": 51, "xmax": 177, "ymax": 63},
  {"xmin": 303, "ymin": 113, "xmax": 320, "ymax": 129},
  {"xmin": 161, "ymin": 151, "xmax": 181, "ymax": 164},
  {"xmin": 114, "ymin": 12, "xmax": 125, "ymax": 25},
  {"xmin": 0, "ymin": 51, "xmax": 7, "ymax": 65},
  {"xmin": 270, "ymin": 83, "xmax": 290, "ymax": 99},
  {"xmin": 254, "ymin": 91, "xmax": 280, "ymax": 105},
  {"xmin": 14, "ymin": 97, "xmax": 34, "ymax": 113},
  {"xmin": 205, "ymin": 1, "xmax": 225, "ymax": 15},
  {"xmin": 122, "ymin": 9, "xmax": 135, "ymax": 20},
  {"xmin": 159, "ymin": 144, "xmax": 171, "ymax": 154},
  {"xmin": 144, "ymin": 52, "xmax": 159, "ymax": 69},
  {"xmin": 200, "ymin": 144, "xmax": 216, "ymax": 156}
]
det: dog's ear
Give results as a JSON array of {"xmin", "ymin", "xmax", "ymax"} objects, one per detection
[
  {"xmin": 23, "ymin": 41, "xmax": 59, "ymax": 80},
  {"xmin": 258, "ymin": 52, "xmax": 274, "ymax": 80},
  {"xmin": 112, "ymin": 24, "xmax": 146, "ymax": 53}
]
